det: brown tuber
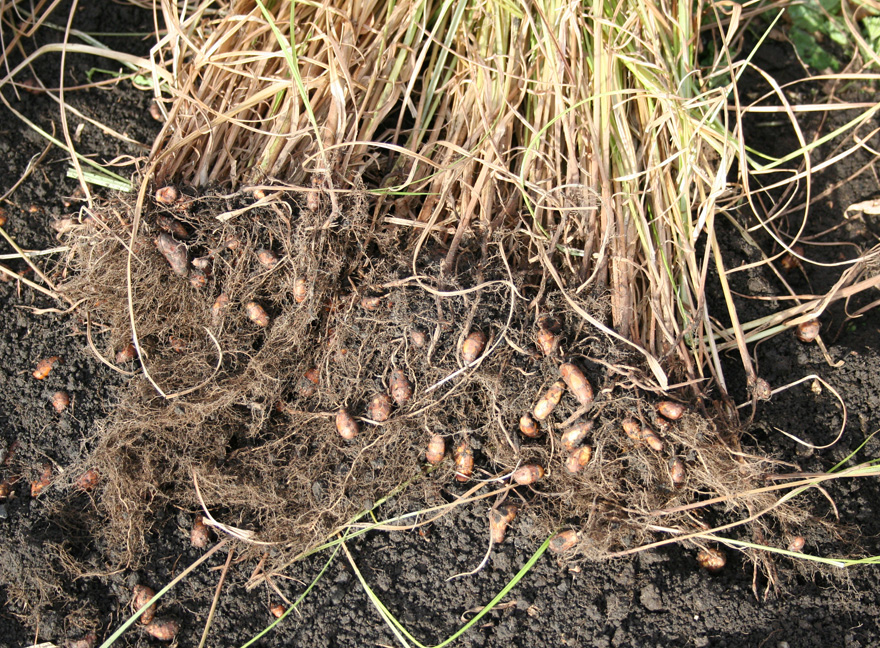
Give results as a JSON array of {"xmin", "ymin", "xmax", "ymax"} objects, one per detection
[
  {"xmin": 565, "ymin": 446, "xmax": 593, "ymax": 474},
  {"xmin": 696, "ymin": 548, "xmax": 726, "ymax": 573},
  {"xmin": 453, "ymin": 441, "xmax": 474, "ymax": 482},
  {"xmin": 533, "ymin": 380, "xmax": 565, "ymax": 421},
  {"xmin": 51, "ymin": 390, "xmax": 70, "ymax": 412},
  {"xmin": 489, "ymin": 503, "xmax": 518, "ymax": 543},
  {"xmin": 191, "ymin": 514, "xmax": 211, "ymax": 548},
  {"xmin": 549, "ymin": 529, "xmax": 578, "ymax": 553},
  {"xmin": 795, "ymin": 319, "xmax": 820, "ymax": 343},
  {"xmin": 622, "ymin": 417, "xmax": 643, "ymax": 442},
  {"xmin": 389, "ymin": 369, "xmax": 413, "ymax": 406},
  {"xmin": 535, "ymin": 324, "xmax": 558, "ymax": 356},
  {"xmin": 336, "ymin": 408, "xmax": 359, "ymax": 440},
  {"xmin": 256, "ymin": 248, "xmax": 279, "ymax": 268},
  {"xmin": 149, "ymin": 102, "xmax": 163, "ymax": 121},
  {"xmin": 656, "ymin": 401, "xmax": 685, "ymax": 420},
  {"xmin": 426, "ymin": 434, "xmax": 445, "ymax": 465},
  {"xmin": 156, "ymin": 214, "xmax": 189, "ymax": 239},
  {"xmin": 245, "ymin": 301, "xmax": 270, "ymax": 327},
  {"xmin": 270, "ymin": 604, "xmax": 286, "ymax": 619},
  {"xmin": 132, "ymin": 584, "xmax": 156, "ymax": 624},
  {"xmin": 561, "ymin": 421, "xmax": 592, "ymax": 452},
  {"xmin": 75, "ymin": 469, "xmax": 100, "ymax": 491},
  {"xmin": 30, "ymin": 464, "xmax": 52, "ymax": 497},
  {"xmin": 787, "ymin": 536, "xmax": 806, "ymax": 552},
  {"xmin": 293, "ymin": 277, "xmax": 309, "ymax": 303},
  {"xmin": 212, "ymin": 293, "xmax": 229, "ymax": 324},
  {"xmin": 156, "ymin": 233, "xmax": 188, "ymax": 277},
  {"xmin": 642, "ymin": 427, "xmax": 665, "ymax": 452},
  {"xmin": 559, "ymin": 362, "xmax": 594, "ymax": 407},
  {"xmin": 155, "ymin": 186, "xmax": 180, "ymax": 205},
  {"xmin": 116, "ymin": 343, "xmax": 137, "ymax": 364},
  {"xmin": 519, "ymin": 413, "xmax": 541, "ymax": 438},
  {"xmin": 299, "ymin": 367, "xmax": 319, "ymax": 397},
  {"xmin": 670, "ymin": 459, "xmax": 686, "ymax": 487},
  {"xmin": 410, "ymin": 328, "xmax": 427, "ymax": 348},
  {"xmin": 144, "ymin": 618, "xmax": 179, "ymax": 642},
  {"xmin": 360, "ymin": 295, "xmax": 383, "ymax": 311},
  {"xmin": 367, "ymin": 393, "xmax": 393, "ymax": 422},
  {"xmin": 461, "ymin": 330, "xmax": 487, "ymax": 363},
  {"xmin": 32, "ymin": 356, "xmax": 59, "ymax": 380},
  {"xmin": 512, "ymin": 464, "xmax": 544, "ymax": 486}
]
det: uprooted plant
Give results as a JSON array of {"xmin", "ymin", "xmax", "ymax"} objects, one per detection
[{"xmin": 4, "ymin": 0, "xmax": 880, "ymax": 639}]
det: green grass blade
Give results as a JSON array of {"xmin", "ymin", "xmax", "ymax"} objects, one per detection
[
  {"xmin": 343, "ymin": 533, "xmax": 552, "ymax": 648},
  {"xmin": 238, "ymin": 542, "xmax": 342, "ymax": 648}
]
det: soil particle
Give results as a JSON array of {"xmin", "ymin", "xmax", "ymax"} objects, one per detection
[{"xmin": 639, "ymin": 583, "xmax": 663, "ymax": 611}]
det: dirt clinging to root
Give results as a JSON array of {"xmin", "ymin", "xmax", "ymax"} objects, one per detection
[{"xmin": 56, "ymin": 185, "xmax": 817, "ymax": 573}]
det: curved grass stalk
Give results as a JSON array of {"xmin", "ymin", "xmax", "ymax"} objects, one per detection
[{"xmin": 342, "ymin": 533, "xmax": 552, "ymax": 648}]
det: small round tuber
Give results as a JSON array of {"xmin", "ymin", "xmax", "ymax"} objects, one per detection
[
  {"xmin": 256, "ymin": 248, "xmax": 279, "ymax": 268},
  {"xmin": 245, "ymin": 301, "xmax": 270, "ymax": 327},
  {"xmin": 132, "ymin": 584, "xmax": 156, "ymax": 625},
  {"xmin": 32, "ymin": 356, "xmax": 59, "ymax": 380},
  {"xmin": 360, "ymin": 295, "xmax": 383, "ymax": 311},
  {"xmin": 670, "ymin": 458, "xmax": 686, "ymax": 487},
  {"xmin": 155, "ymin": 186, "xmax": 180, "ymax": 205},
  {"xmin": 389, "ymin": 369, "xmax": 413, "ymax": 406},
  {"xmin": 293, "ymin": 277, "xmax": 309, "ymax": 303},
  {"xmin": 212, "ymin": 293, "xmax": 229, "ymax": 324},
  {"xmin": 336, "ymin": 408, "xmax": 359, "ymax": 440},
  {"xmin": 461, "ymin": 330, "xmax": 487, "ymax": 364},
  {"xmin": 787, "ymin": 536, "xmax": 805, "ymax": 552},
  {"xmin": 75, "ymin": 469, "xmax": 100, "ymax": 492},
  {"xmin": 535, "ymin": 324, "xmax": 558, "ymax": 356},
  {"xmin": 367, "ymin": 393, "xmax": 393, "ymax": 422},
  {"xmin": 559, "ymin": 362, "xmax": 594, "ymax": 407},
  {"xmin": 696, "ymin": 547, "xmax": 726, "ymax": 573},
  {"xmin": 561, "ymin": 420, "xmax": 593, "ymax": 452},
  {"xmin": 191, "ymin": 514, "xmax": 211, "ymax": 548},
  {"xmin": 512, "ymin": 464, "xmax": 544, "ymax": 486},
  {"xmin": 489, "ymin": 503, "xmax": 518, "ymax": 543},
  {"xmin": 519, "ymin": 413, "xmax": 541, "ymax": 438},
  {"xmin": 549, "ymin": 529, "xmax": 578, "ymax": 553},
  {"xmin": 656, "ymin": 401, "xmax": 686, "ymax": 420},
  {"xmin": 622, "ymin": 417, "xmax": 642, "ymax": 442},
  {"xmin": 795, "ymin": 319, "xmax": 820, "ymax": 343},
  {"xmin": 426, "ymin": 434, "xmax": 446, "ymax": 465},
  {"xmin": 409, "ymin": 328, "xmax": 427, "ymax": 348},
  {"xmin": 453, "ymin": 441, "xmax": 474, "ymax": 482},
  {"xmin": 642, "ymin": 428, "xmax": 665, "ymax": 452},
  {"xmin": 270, "ymin": 604, "xmax": 286, "ymax": 619},
  {"xmin": 144, "ymin": 618, "xmax": 179, "ymax": 642},
  {"xmin": 533, "ymin": 380, "xmax": 565, "ymax": 421},
  {"xmin": 30, "ymin": 464, "xmax": 52, "ymax": 497},
  {"xmin": 565, "ymin": 446, "xmax": 592, "ymax": 474},
  {"xmin": 51, "ymin": 390, "xmax": 70, "ymax": 413},
  {"xmin": 115, "ymin": 343, "xmax": 137, "ymax": 364},
  {"xmin": 299, "ymin": 367, "xmax": 320, "ymax": 397}
]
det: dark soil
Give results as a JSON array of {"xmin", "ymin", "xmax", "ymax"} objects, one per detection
[{"xmin": 2, "ymin": 5, "xmax": 880, "ymax": 648}]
